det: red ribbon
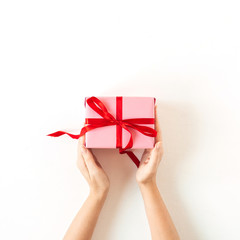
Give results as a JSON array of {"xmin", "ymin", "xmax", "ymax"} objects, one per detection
[{"xmin": 47, "ymin": 96, "xmax": 157, "ymax": 167}]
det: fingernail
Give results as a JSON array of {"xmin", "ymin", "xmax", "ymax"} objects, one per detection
[
  {"xmin": 81, "ymin": 145, "xmax": 87, "ymax": 154},
  {"xmin": 155, "ymin": 142, "xmax": 160, "ymax": 149}
]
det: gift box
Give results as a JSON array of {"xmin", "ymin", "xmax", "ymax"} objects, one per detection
[
  {"xmin": 84, "ymin": 96, "xmax": 156, "ymax": 149},
  {"xmin": 47, "ymin": 96, "xmax": 157, "ymax": 167}
]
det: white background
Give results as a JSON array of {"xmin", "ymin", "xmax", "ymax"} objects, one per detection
[{"xmin": 0, "ymin": 0, "xmax": 240, "ymax": 239}]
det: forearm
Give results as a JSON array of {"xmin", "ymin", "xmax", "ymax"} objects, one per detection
[
  {"xmin": 139, "ymin": 181, "xmax": 180, "ymax": 240},
  {"xmin": 63, "ymin": 190, "xmax": 108, "ymax": 240}
]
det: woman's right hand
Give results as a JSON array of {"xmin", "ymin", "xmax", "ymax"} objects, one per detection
[
  {"xmin": 77, "ymin": 132, "xmax": 110, "ymax": 198},
  {"xmin": 136, "ymin": 105, "xmax": 164, "ymax": 185}
]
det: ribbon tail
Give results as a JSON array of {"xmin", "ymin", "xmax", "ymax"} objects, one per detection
[
  {"xmin": 47, "ymin": 124, "xmax": 111, "ymax": 140},
  {"xmin": 47, "ymin": 131, "xmax": 80, "ymax": 139},
  {"xmin": 119, "ymin": 149, "xmax": 140, "ymax": 168}
]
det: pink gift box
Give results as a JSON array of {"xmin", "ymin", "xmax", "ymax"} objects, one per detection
[{"xmin": 84, "ymin": 96, "xmax": 156, "ymax": 149}]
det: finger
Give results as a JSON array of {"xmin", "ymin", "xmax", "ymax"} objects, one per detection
[
  {"xmin": 86, "ymin": 148, "xmax": 103, "ymax": 169},
  {"xmin": 139, "ymin": 148, "xmax": 152, "ymax": 165},
  {"xmin": 155, "ymin": 141, "xmax": 163, "ymax": 163},
  {"xmin": 78, "ymin": 123, "xmax": 86, "ymax": 147},
  {"xmin": 77, "ymin": 126, "xmax": 87, "ymax": 166},
  {"xmin": 78, "ymin": 123, "xmax": 95, "ymax": 157},
  {"xmin": 148, "ymin": 141, "xmax": 162, "ymax": 167},
  {"xmin": 139, "ymin": 150, "xmax": 149, "ymax": 167},
  {"xmin": 77, "ymin": 148, "xmax": 90, "ymax": 182},
  {"xmin": 77, "ymin": 123, "xmax": 89, "ymax": 158},
  {"xmin": 78, "ymin": 122, "xmax": 101, "ymax": 172},
  {"xmin": 155, "ymin": 105, "xmax": 162, "ymax": 143},
  {"xmin": 76, "ymin": 123, "xmax": 90, "ymax": 179},
  {"xmin": 77, "ymin": 153, "xmax": 90, "ymax": 180},
  {"xmin": 80, "ymin": 145, "xmax": 100, "ymax": 173},
  {"xmin": 92, "ymin": 153, "xmax": 103, "ymax": 168}
]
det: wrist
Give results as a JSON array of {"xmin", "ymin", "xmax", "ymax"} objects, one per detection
[
  {"xmin": 137, "ymin": 179, "xmax": 157, "ymax": 189},
  {"xmin": 89, "ymin": 186, "xmax": 109, "ymax": 200}
]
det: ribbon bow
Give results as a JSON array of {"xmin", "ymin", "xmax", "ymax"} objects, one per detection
[{"xmin": 47, "ymin": 96, "xmax": 157, "ymax": 167}]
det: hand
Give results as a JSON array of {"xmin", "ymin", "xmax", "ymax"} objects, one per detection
[
  {"xmin": 77, "ymin": 131, "xmax": 110, "ymax": 197},
  {"xmin": 136, "ymin": 105, "xmax": 164, "ymax": 185}
]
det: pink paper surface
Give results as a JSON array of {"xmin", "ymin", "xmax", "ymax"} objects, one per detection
[{"xmin": 85, "ymin": 96, "xmax": 156, "ymax": 149}]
